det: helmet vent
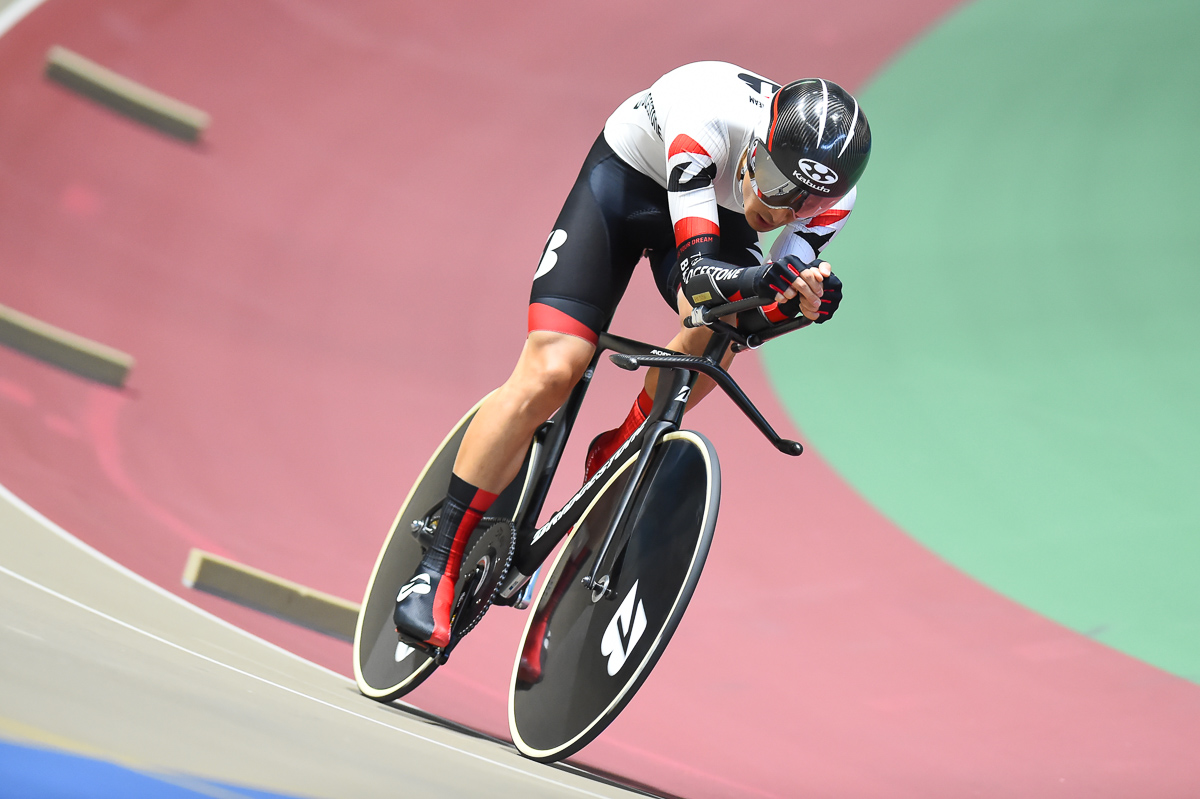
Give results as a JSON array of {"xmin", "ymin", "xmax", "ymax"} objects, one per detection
[
  {"xmin": 838, "ymin": 97, "xmax": 860, "ymax": 158},
  {"xmin": 816, "ymin": 79, "xmax": 829, "ymax": 148}
]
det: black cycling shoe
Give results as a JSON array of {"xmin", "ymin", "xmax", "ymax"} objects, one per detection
[{"xmin": 393, "ymin": 565, "xmax": 454, "ymax": 649}]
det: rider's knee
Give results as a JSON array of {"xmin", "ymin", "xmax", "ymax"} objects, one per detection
[
  {"xmin": 512, "ymin": 333, "xmax": 593, "ymax": 408},
  {"xmin": 532, "ymin": 341, "xmax": 590, "ymax": 394},
  {"xmin": 671, "ymin": 317, "xmax": 720, "ymax": 358}
]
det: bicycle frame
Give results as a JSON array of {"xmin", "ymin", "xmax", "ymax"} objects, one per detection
[
  {"xmin": 495, "ymin": 332, "xmax": 684, "ymax": 603},
  {"xmin": 497, "ymin": 315, "xmax": 806, "ymax": 605}
]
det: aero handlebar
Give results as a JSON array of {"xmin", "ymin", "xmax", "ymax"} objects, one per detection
[{"xmin": 683, "ymin": 296, "xmax": 772, "ymax": 328}]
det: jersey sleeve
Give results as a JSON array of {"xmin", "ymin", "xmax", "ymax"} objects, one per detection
[
  {"xmin": 738, "ymin": 189, "xmax": 858, "ymax": 331},
  {"xmin": 768, "ymin": 187, "xmax": 857, "ymax": 263},
  {"xmin": 664, "ymin": 116, "xmax": 730, "ymax": 261}
]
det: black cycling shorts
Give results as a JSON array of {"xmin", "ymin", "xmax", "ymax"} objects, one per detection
[{"xmin": 528, "ymin": 134, "xmax": 761, "ymax": 345}]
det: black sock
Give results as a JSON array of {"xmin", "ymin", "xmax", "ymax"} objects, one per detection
[{"xmin": 421, "ymin": 474, "xmax": 497, "ymax": 576}]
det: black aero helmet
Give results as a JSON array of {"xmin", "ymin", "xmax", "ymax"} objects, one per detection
[{"xmin": 747, "ymin": 78, "xmax": 871, "ymax": 218}]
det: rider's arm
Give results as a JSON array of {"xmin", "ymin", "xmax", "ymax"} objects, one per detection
[
  {"xmin": 680, "ymin": 252, "xmax": 804, "ymax": 307},
  {"xmin": 669, "ymin": 155, "xmax": 794, "ymax": 308},
  {"xmin": 665, "ymin": 121, "xmax": 844, "ymax": 312},
  {"xmin": 767, "ymin": 188, "xmax": 857, "ymax": 264},
  {"xmin": 665, "ymin": 123, "xmax": 726, "ymax": 263},
  {"xmin": 733, "ymin": 191, "xmax": 857, "ymax": 330},
  {"xmin": 661, "ymin": 119, "xmax": 775, "ymax": 307}
]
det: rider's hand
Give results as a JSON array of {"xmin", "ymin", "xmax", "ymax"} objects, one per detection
[
  {"xmin": 747, "ymin": 258, "xmax": 805, "ymax": 302},
  {"xmin": 762, "ymin": 255, "xmax": 833, "ymax": 321},
  {"xmin": 813, "ymin": 272, "xmax": 842, "ymax": 324}
]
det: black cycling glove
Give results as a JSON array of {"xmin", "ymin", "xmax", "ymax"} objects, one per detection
[
  {"xmin": 815, "ymin": 271, "xmax": 842, "ymax": 324},
  {"xmin": 735, "ymin": 264, "xmax": 843, "ymax": 333},
  {"xmin": 745, "ymin": 257, "xmax": 805, "ymax": 299},
  {"xmin": 767, "ymin": 256, "xmax": 842, "ymax": 324}
]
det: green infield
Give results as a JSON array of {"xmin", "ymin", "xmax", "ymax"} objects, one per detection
[{"xmin": 766, "ymin": 0, "xmax": 1200, "ymax": 681}]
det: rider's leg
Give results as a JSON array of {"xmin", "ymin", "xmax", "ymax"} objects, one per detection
[
  {"xmin": 395, "ymin": 331, "xmax": 595, "ymax": 647},
  {"xmin": 455, "ymin": 331, "xmax": 596, "ymax": 493},
  {"xmin": 392, "ymin": 474, "xmax": 498, "ymax": 648},
  {"xmin": 642, "ymin": 287, "xmax": 737, "ymax": 407},
  {"xmin": 586, "ymin": 194, "xmax": 761, "ymax": 479},
  {"xmin": 584, "ymin": 289, "xmax": 735, "ymax": 480}
]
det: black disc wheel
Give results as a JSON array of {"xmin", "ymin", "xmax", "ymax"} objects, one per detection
[
  {"xmin": 508, "ymin": 431, "xmax": 720, "ymax": 762},
  {"xmin": 354, "ymin": 393, "xmax": 536, "ymax": 702}
]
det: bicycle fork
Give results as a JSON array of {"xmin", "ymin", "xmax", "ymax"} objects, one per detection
[
  {"xmin": 579, "ymin": 326, "xmax": 731, "ymax": 602},
  {"xmin": 581, "ymin": 325, "xmax": 806, "ymax": 601},
  {"xmin": 579, "ymin": 368, "xmax": 692, "ymax": 602}
]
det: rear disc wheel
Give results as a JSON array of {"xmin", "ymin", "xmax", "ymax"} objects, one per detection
[{"xmin": 354, "ymin": 393, "xmax": 535, "ymax": 701}]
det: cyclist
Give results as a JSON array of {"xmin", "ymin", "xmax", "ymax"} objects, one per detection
[{"xmin": 394, "ymin": 61, "xmax": 871, "ymax": 650}]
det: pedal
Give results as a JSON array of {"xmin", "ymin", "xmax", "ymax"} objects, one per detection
[
  {"xmin": 409, "ymin": 517, "xmax": 436, "ymax": 550},
  {"xmin": 394, "ymin": 629, "xmax": 436, "ymax": 656}
]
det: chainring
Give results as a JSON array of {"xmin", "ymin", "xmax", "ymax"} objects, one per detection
[{"xmin": 450, "ymin": 517, "xmax": 516, "ymax": 643}]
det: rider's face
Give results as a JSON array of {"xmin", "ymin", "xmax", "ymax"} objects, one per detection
[{"xmin": 741, "ymin": 170, "xmax": 796, "ymax": 232}]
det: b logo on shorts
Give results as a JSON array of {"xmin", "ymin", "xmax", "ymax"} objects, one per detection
[{"xmin": 534, "ymin": 229, "xmax": 568, "ymax": 279}]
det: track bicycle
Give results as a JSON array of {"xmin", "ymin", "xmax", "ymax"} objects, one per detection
[{"xmin": 353, "ymin": 294, "xmax": 811, "ymax": 762}]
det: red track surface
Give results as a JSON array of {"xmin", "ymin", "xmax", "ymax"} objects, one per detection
[{"xmin": 2, "ymin": 2, "xmax": 1198, "ymax": 796}]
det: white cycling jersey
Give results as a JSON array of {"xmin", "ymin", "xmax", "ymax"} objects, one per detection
[{"xmin": 603, "ymin": 61, "xmax": 856, "ymax": 266}]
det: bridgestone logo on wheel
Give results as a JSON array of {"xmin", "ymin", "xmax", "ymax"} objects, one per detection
[{"xmin": 600, "ymin": 580, "xmax": 647, "ymax": 676}]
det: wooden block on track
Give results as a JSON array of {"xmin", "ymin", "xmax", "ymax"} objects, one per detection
[
  {"xmin": 0, "ymin": 303, "xmax": 134, "ymax": 387},
  {"xmin": 44, "ymin": 45, "xmax": 210, "ymax": 141},
  {"xmin": 183, "ymin": 549, "xmax": 361, "ymax": 642}
]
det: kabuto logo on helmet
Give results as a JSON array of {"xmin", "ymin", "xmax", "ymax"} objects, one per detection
[{"xmin": 795, "ymin": 159, "xmax": 839, "ymax": 190}]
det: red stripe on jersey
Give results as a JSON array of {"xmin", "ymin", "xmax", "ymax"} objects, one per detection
[
  {"xmin": 763, "ymin": 302, "xmax": 789, "ymax": 323},
  {"xmin": 668, "ymin": 134, "xmax": 712, "ymax": 160},
  {"xmin": 528, "ymin": 303, "xmax": 599, "ymax": 345},
  {"xmin": 673, "ymin": 217, "xmax": 720, "ymax": 248},
  {"xmin": 728, "ymin": 291, "xmax": 744, "ymax": 302},
  {"xmin": 807, "ymin": 209, "xmax": 850, "ymax": 228}
]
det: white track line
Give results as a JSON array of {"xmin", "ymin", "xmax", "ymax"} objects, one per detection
[
  {"xmin": 0, "ymin": 563, "xmax": 613, "ymax": 799},
  {"xmin": 0, "ymin": 482, "xmax": 355, "ymax": 685},
  {"xmin": 1, "ymin": 480, "xmax": 626, "ymax": 793}
]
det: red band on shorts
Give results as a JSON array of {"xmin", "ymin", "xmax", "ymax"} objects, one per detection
[{"xmin": 528, "ymin": 303, "xmax": 599, "ymax": 346}]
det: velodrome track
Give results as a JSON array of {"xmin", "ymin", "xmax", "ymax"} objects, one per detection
[
  {"xmin": 0, "ymin": 484, "xmax": 649, "ymax": 798},
  {"xmin": 2, "ymin": 1, "xmax": 1199, "ymax": 797}
]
